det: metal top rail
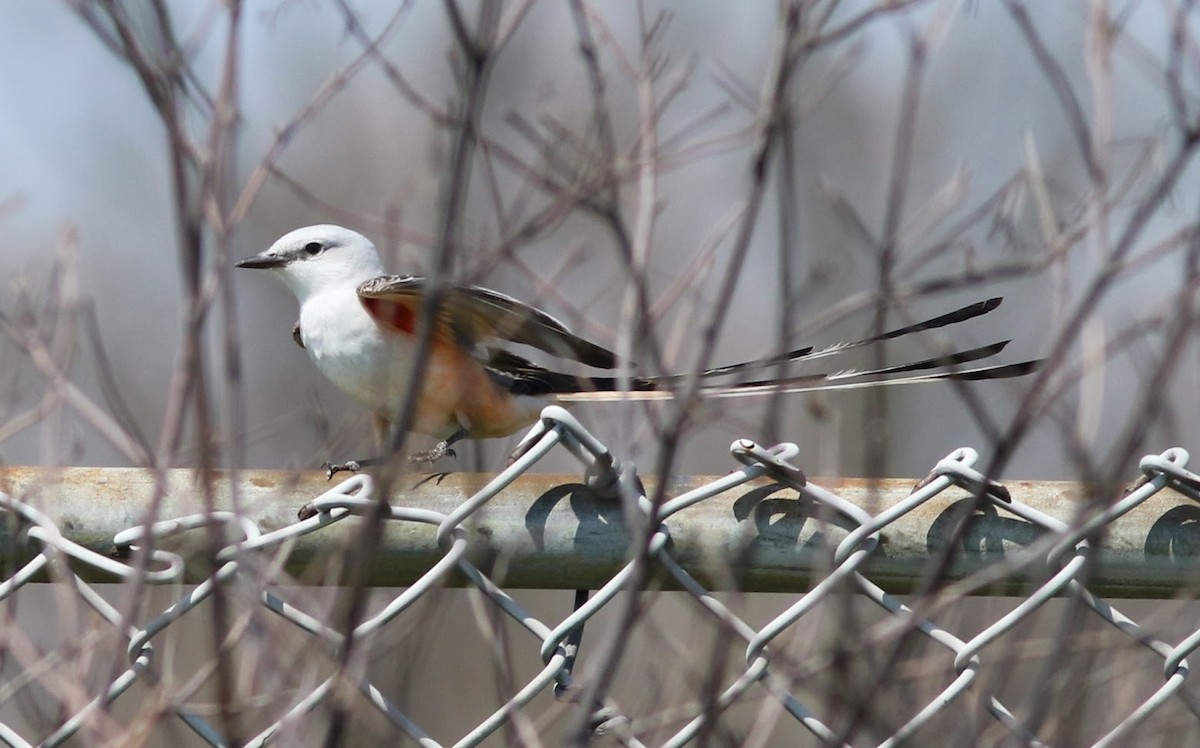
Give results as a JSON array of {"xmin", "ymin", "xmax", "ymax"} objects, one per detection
[{"xmin": 0, "ymin": 449, "xmax": 1196, "ymax": 596}]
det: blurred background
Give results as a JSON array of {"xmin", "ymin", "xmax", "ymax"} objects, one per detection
[
  {"xmin": 8, "ymin": 1, "xmax": 1182, "ymax": 479},
  {"xmin": 3, "ymin": 1, "xmax": 1200, "ymax": 745}
]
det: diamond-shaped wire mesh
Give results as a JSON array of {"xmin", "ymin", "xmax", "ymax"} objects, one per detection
[{"xmin": 0, "ymin": 407, "xmax": 1198, "ymax": 746}]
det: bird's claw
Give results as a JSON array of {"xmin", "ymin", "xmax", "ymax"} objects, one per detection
[
  {"xmin": 410, "ymin": 441, "xmax": 456, "ymax": 465},
  {"xmin": 413, "ymin": 471, "xmax": 454, "ymax": 488},
  {"xmin": 320, "ymin": 444, "xmax": 453, "ymax": 478},
  {"xmin": 322, "ymin": 460, "xmax": 362, "ymax": 480}
]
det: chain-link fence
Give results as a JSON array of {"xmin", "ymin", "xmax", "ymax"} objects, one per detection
[{"xmin": 2, "ymin": 406, "xmax": 1200, "ymax": 746}]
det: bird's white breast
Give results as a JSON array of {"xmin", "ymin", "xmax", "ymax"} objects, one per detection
[{"xmin": 297, "ymin": 286, "xmax": 413, "ymax": 414}]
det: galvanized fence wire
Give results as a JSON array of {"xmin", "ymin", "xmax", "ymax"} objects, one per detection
[{"xmin": 1, "ymin": 407, "xmax": 1200, "ymax": 746}]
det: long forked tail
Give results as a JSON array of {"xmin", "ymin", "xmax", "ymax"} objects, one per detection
[{"xmin": 545, "ymin": 297, "xmax": 1042, "ymax": 402}]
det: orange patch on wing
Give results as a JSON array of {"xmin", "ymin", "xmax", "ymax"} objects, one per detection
[{"xmin": 361, "ymin": 297, "xmax": 417, "ymax": 335}]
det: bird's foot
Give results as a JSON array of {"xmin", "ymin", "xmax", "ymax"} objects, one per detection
[
  {"xmin": 322, "ymin": 460, "xmax": 362, "ymax": 480},
  {"xmin": 410, "ymin": 441, "xmax": 456, "ymax": 465}
]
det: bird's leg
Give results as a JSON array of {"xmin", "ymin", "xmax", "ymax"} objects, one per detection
[
  {"xmin": 319, "ymin": 413, "xmax": 399, "ymax": 479},
  {"xmin": 319, "ymin": 414, "xmax": 392, "ymax": 480},
  {"xmin": 322, "ymin": 424, "xmax": 466, "ymax": 479},
  {"xmin": 410, "ymin": 425, "xmax": 468, "ymax": 465}
]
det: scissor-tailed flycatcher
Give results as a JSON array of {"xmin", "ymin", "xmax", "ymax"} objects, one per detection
[{"xmin": 237, "ymin": 225, "xmax": 1039, "ymax": 473}]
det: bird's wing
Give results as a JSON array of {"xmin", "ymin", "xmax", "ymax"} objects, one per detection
[{"xmin": 356, "ymin": 275, "xmax": 619, "ymax": 368}]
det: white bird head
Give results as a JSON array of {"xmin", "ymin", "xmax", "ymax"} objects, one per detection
[{"xmin": 236, "ymin": 225, "xmax": 386, "ymax": 301}]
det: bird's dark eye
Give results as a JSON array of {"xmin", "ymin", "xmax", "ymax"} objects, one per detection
[{"xmin": 304, "ymin": 241, "xmax": 323, "ymax": 256}]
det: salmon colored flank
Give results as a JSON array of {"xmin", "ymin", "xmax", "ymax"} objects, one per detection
[
  {"xmin": 360, "ymin": 294, "xmax": 533, "ymax": 439},
  {"xmin": 360, "ymin": 296, "xmax": 417, "ymax": 335},
  {"xmin": 419, "ymin": 337, "xmax": 532, "ymax": 438}
]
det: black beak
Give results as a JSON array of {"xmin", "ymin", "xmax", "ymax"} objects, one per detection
[{"xmin": 236, "ymin": 253, "xmax": 288, "ymax": 269}]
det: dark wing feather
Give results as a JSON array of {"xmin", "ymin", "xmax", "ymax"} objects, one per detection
[
  {"xmin": 357, "ymin": 275, "xmax": 619, "ymax": 368},
  {"xmin": 483, "ymin": 348, "xmax": 656, "ymax": 397}
]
